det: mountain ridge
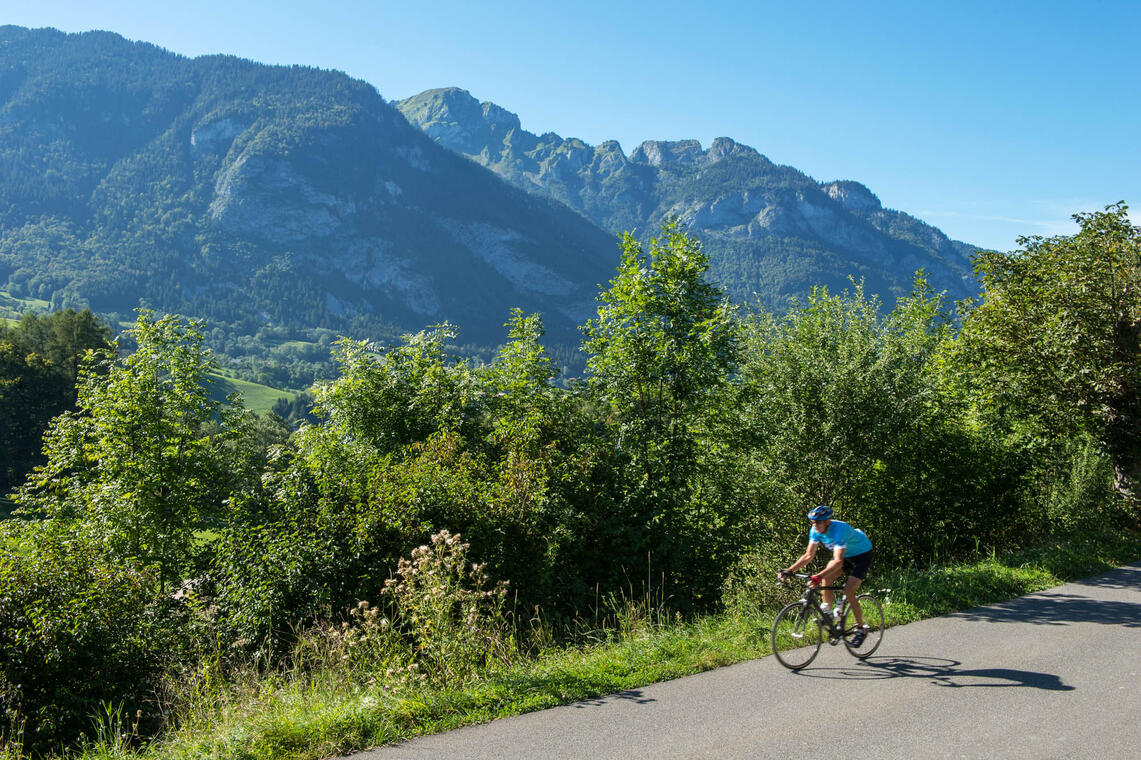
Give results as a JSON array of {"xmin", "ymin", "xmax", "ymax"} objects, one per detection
[
  {"xmin": 396, "ymin": 86, "xmax": 981, "ymax": 307},
  {"xmin": 0, "ymin": 26, "xmax": 982, "ymax": 384}
]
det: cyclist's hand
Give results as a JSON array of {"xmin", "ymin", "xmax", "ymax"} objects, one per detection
[
  {"xmin": 808, "ymin": 574, "xmax": 823, "ymax": 587},
  {"xmin": 777, "ymin": 569, "xmax": 791, "ymax": 582}
]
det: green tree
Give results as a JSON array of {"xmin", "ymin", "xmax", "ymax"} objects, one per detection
[
  {"xmin": 582, "ymin": 223, "xmax": 738, "ymax": 598},
  {"xmin": 481, "ymin": 309, "xmax": 557, "ymax": 452},
  {"xmin": 735, "ymin": 279, "xmax": 946, "ymax": 507},
  {"xmin": 0, "ymin": 309, "xmax": 113, "ymax": 494},
  {"xmin": 306, "ymin": 324, "xmax": 475, "ymax": 460},
  {"xmin": 730, "ymin": 277, "xmax": 1025, "ymax": 563},
  {"xmin": 14, "ymin": 310, "xmax": 246, "ymax": 589},
  {"xmin": 963, "ymin": 203, "xmax": 1141, "ymax": 508},
  {"xmin": 583, "ymin": 223, "xmax": 737, "ymax": 483}
]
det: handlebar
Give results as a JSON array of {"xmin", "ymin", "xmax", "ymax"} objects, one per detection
[{"xmin": 776, "ymin": 571, "xmax": 845, "ymax": 591}]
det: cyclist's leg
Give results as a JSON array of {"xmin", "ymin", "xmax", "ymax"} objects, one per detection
[
  {"xmin": 844, "ymin": 574, "xmax": 864, "ymax": 626},
  {"xmin": 818, "ymin": 564, "xmax": 843, "ymax": 607},
  {"xmin": 842, "ymin": 550, "xmax": 873, "ymax": 627}
]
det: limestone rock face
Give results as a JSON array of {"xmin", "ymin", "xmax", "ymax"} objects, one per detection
[
  {"xmin": 397, "ymin": 88, "xmax": 981, "ymax": 309},
  {"xmin": 822, "ymin": 181, "xmax": 882, "ymax": 212},
  {"xmin": 398, "ymin": 87, "xmax": 527, "ymax": 159},
  {"xmin": 630, "ymin": 137, "xmax": 760, "ymax": 168}
]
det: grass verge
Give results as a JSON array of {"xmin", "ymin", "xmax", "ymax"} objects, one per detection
[{"xmin": 34, "ymin": 528, "xmax": 1137, "ymax": 760}]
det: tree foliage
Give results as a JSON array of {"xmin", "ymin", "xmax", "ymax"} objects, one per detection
[
  {"xmin": 963, "ymin": 203, "xmax": 1141, "ymax": 506},
  {"xmin": 0, "ymin": 524, "xmax": 168, "ymax": 752},
  {"xmin": 0, "ymin": 309, "xmax": 113, "ymax": 494},
  {"xmin": 736, "ymin": 279, "xmax": 946, "ymax": 506},
  {"xmin": 732, "ymin": 277, "xmax": 1027, "ymax": 563},
  {"xmin": 14, "ymin": 310, "xmax": 249, "ymax": 588},
  {"xmin": 582, "ymin": 222, "xmax": 738, "ymax": 602},
  {"xmin": 583, "ymin": 223, "xmax": 736, "ymax": 486}
]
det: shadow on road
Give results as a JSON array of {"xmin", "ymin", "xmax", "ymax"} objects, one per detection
[
  {"xmin": 795, "ymin": 656, "xmax": 1075, "ymax": 691},
  {"xmin": 948, "ymin": 593, "xmax": 1141, "ymax": 627},
  {"xmin": 1070, "ymin": 562, "xmax": 1141, "ymax": 590},
  {"xmin": 573, "ymin": 689, "xmax": 655, "ymax": 708}
]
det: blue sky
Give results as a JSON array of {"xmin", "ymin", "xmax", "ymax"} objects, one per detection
[{"xmin": 3, "ymin": 0, "xmax": 1138, "ymax": 251}]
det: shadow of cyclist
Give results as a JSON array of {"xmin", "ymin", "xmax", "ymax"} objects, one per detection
[{"xmin": 794, "ymin": 655, "xmax": 1074, "ymax": 691}]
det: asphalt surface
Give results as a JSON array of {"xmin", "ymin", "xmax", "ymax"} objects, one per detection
[{"xmin": 357, "ymin": 562, "xmax": 1141, "ymax": 760}]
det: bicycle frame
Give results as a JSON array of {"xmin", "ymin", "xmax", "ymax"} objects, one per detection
[{"xmin": 786, "ymin": 574, "xmax": 852, "ymax": 639}]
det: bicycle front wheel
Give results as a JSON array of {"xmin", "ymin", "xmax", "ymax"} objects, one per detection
[
  {"xmin": 842, "ymin": 593, "xmax": 884, "ymax": 658},
  {"xmin": 771, "ymin": 600, "xmax": 823, "ymax": 670}
]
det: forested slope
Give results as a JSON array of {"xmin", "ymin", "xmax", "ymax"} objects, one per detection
[{"xmin": 0, "ymin": 27, "xmax": 616, "ymax": 355}]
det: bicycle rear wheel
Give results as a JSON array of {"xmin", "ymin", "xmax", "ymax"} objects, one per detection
[
  {"xmin": 771, "ymin": 600, "xmax": 823, "ymax": 670},
  {"xmin": 842, "ymin": 593, "xmax": 884, "ymax": 658}
]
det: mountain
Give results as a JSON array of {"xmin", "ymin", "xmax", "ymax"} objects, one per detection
[
  {"xmin": 396, "ymin": 87, "xmax": 982, "ymax": 307},
  {"xmin": 0, "ymin": 27, "xmax": 618, "ymax": 350},
  {"xmin": 0, "ymin": 27, "xmax": 982, "ymax": 388}
]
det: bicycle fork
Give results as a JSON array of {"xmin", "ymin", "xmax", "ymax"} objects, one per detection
[{"xmin": 790, "ymin": 604, "xmax": 812, "ymax": 638}]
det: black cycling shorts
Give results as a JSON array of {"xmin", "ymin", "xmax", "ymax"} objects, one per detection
[{"xmin": 843, "ymin": 549, "xmax": 873, "ymax": 580}]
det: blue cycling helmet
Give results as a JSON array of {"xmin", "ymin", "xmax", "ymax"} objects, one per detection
[{"xmin": 807, "ymin": 505, "xmax": 833, "ymax": 521}]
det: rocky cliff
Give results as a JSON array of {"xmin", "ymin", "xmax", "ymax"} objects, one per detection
[{"xmin": 397, "ymin": 87, "xmax": 981, "ymax": 307}]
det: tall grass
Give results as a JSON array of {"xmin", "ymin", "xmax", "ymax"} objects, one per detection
[{"xmin": 10, "ymin": 527, "xmax": 1134, "ymax": 760}]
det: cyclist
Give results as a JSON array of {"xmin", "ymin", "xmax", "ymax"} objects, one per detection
[{"xmin": 778, "ymin": 505, "xmax": 874, "ymax": 646}]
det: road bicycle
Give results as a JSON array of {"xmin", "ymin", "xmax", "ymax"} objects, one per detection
[{"xmin": 771, "ymin": 572, "xmax": 884, "ymax": 669}]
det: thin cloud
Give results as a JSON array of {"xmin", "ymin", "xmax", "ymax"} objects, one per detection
[
  {"xmin": 919, "ymin": 201, "xmax": 1138, "ymax": 238},
  {"xmin": 917, "ymin": 209, "xmax": 1076, "ymax": 235}
]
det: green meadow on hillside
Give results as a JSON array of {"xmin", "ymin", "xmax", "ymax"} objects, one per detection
[
  {"xmin": 207, "ymin": 371, "xmax": 299, "ymax": 416},
  {"xmin": 0, "ymin": 291, "xmax": 50, "ymax": 322}
]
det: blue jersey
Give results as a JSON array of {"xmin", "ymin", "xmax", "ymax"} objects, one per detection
[{"xmin": 809, "ymin": 520, "xmax": 872, "ymax": 557}]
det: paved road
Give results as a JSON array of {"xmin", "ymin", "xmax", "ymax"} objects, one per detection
[{"xmin": 359, "ymin": 563, "xmax": 1141, "ymax": 759}]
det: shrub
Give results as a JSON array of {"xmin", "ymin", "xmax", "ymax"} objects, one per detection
[
  {"xmin": 720, "ymin": 544, "xmax": 804, "ymax": 615},
  {"xmin": 292, "ymin": 600, "xmax": 404, "ymax": 683},
  {"xmin": 0, "ymin": 525, "xmax": 171, "ymax": 755}
]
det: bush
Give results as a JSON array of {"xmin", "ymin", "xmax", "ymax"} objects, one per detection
[
  {"xmin": 1039, "ymin": 435, "xmax": 1117, "ymax": 531},
  {"xmin": 720, "ymin": 543, "xmax": 804, "ymax": 616},
  {"xmin": 288, "ymin": 530, "xmax": 513, "ymax": 691},
  {"xmin": 0, "ymin": 525, "xmax": 172, "ymax": 755}
]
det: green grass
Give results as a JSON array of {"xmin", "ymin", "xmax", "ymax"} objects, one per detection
[
  {"xmin": 207, "ymin": 372, "xmax": 297, "ymax": 415},
  {"xmin": 47, "ymin": 528, "xmax": 1140, "ymax": 760},
  {"xmin": 274, "ymin": 340, "xmax": 320, "ymax": 351},
  {"xmin": 0, "ymin": 290, "xmax": 50, "ymax": 320}
]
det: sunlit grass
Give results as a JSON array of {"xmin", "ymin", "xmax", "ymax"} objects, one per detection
[
  {"xmin": 206, "ymin": 372, "xmax": 297, "ymax": 415},
  {"xmin": 0, "ymin": 291, "xmax": 51, "ymax": 328},
  {"xmin": 52, "ymin": 528, "xmax": 1141, "ymax": 760}
]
